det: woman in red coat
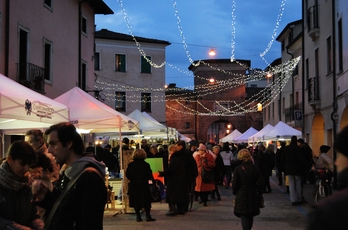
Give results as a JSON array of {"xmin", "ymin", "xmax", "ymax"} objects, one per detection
[{"xmin": 194, "ymin": 144, "xmax": 216, "ymax": 206}]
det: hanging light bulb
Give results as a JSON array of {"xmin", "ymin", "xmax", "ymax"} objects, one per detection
[{"xmin": 209, "ymin": 48, "xmax": 216, "ymax": 56}]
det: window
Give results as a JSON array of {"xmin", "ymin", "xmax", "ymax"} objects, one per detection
[
  {"xmin": 81, "ymin": 62, "xmax": 87, "ymax": 91},
  {"xmin": 94, "ymin": 52, "xmax": 100, "ymax": 71},
  {"xmin": 272, "ymin": 102, "xmax": 274, "ymax": 118},
  {"xmin": 338, "ymin": 19, "xmax": 343, "ymax": 72},
  {"xmin": 305, "ymin": 58, "xmax": 309, "ymax": 89},
  {"xmin": 185, "ymin": 122, "xmax": 190, "ymax": 129},
  {"xmin": 18, "ymin": 28, "xmax": 29, "ymax": 82},
  {"xmin": 115, "ymin": 92, "xmax": 126, "ymax": 112},
  {"xmin": 81, "ymin": 15, "xmax": 87, "ymax": 35},
  {"xmin": 141, "ymin": 93, "xmax": 151, "ymax": 112},
  {"xmin": 44, "ymin": 0, "xmax": 52, "ymax": 10},
  {"xmin": 141, "ymin": 56, "xmax": 151, "ymax": 73},
  {"xmin": 326, "ymin": 36, "xmax": 332, "ymax": 73},
  {"xmin": 282, "ymin": 97, "xmax": 285, "ymax": 114},
  {"xmin": 115, "ymin": 54, "xmax": 126, "ymax": 72},
  {"xmin": 315, "ymin": 48, "xmax": 319, "ymax": 77},
  {"xmin": 44, "ymin": 40, "xmax": 52, "ymax": 81}
]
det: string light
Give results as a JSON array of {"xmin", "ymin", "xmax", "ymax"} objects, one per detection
[
  {"xmin": 230, "ymin": 0, "xmax": 237, "ymax": 62},
  {"xmin": 106, "ymin": 0, "xmax": 298, "ymax": 116},
  {"xmin": 259, "ymin": 0, "xmax": 287, "ymax": 66}
]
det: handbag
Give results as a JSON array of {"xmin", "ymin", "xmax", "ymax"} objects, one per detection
[
  {"xmin": 257, "ymin": 192, "xmax": 265, "ymax": 208},
  {"xmin": 149, "ymin": 179, "xmax": 161, "ymax": 202},
  {"xmin": 201, "ymin": 158, "xmax": 214, "ymax": 183},
  {"xmin": 241, "ymin": 165, "xmax": 265, "ymax": 209}
]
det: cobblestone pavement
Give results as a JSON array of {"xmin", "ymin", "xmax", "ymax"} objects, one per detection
[{"xmin": 103, "ymin": 172, "xmax": 320, "ymax": 230}]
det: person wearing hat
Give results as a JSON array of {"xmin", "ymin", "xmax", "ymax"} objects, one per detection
[
  {"xmin": 193, "ymin": 143, "xmax": 216, "ymax": 206},
  {"xmin": 312, "ymin": 145, "xmax": 334, "ymax": 173},
  {"xmin": 307, "ymin": 126, "xmax": 348, "ymax": 230}
]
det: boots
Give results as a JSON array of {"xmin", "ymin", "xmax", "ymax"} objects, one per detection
[
  {"xmin": 135, "ymin": 208, "xmax": 142, "ymax": 222},
  {"xmin": 136, "ymin": 215, "xmax": 143, "ymax": 222},
  {"xmin": 146, "ymin": 215, "xmax": 156, "ymax": 222}
]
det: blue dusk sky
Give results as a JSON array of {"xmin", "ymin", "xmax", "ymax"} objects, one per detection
[{"xmin": 95, "ymin": 0, "xmax": 302, "ymax": 88}]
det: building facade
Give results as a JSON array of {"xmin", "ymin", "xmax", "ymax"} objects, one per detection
[
  {"xmin": 268, "ymin": 0, "xmax": 348, "ymax": 161},
  {"xmin": 0, "ymin": 0, "xmax": 112, "ymax": 98},
  {"xmin": 166, "ymin": 59, "xmax": 263, "ymax": 143},
  {"xmin": 0, "ymin": 0, "xmax": 112, "ymax": 155},
  {"xmin": 94, "ymin": 29, "xmax": 170, "ymax": 124}
]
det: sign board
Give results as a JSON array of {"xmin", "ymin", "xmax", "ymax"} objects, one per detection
[{"xmin": 294, "ymin": 110, "xmax": 302, "ymax": 121}]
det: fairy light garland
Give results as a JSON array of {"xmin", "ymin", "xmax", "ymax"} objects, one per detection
[
  {"xmin": 259, "ymin": 0, "xmax": 287, "ymax": 66},
  {"xmin": 230, "ymin": 0, "xmax": 237, "ymax": 62},
  {"xmin": 103, "ymin": 0, "xmax": 298, "ymax": 116}
]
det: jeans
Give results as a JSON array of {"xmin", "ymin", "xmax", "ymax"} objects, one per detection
[{"xmin": 288, "ymin": 175, "xmax": 302, "ymax": 202}]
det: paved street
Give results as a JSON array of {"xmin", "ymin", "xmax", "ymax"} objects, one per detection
[{"xmin": 103, "ymin": 172, "xmax": 317, "ymax": 230}]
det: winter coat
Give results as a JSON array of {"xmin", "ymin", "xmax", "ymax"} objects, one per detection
[
  {"xmin": 126, "ymin": 158, "xmax": 153, "ymax": 209},
  {"xmin": 38, "ymin": 156, "xmax": 107, "ymax": 230},
  {"xmin": 259, "ymin": 150, "xmax": 275, "ymax": 176},
  {"xmin": 0, "ymin": 161, "xmax": 44, "ymax": 230},
  {"xmin": 232, "ymin": 161, "xmax": 264, "ymax": 218},
  {"xmin": 214, "ymin": 153, "xmax": 225, "ymax": 183},
  {"xmin": 160, "ymin": 151, "xmax": 187, "ymax": 204},
  {"xmin": 194, "ymin": 151, "xmax": 216, "ymax": 192},
  {"xmin": 282, "ymin": 142, "xmax": 305, "ymax": 176}
]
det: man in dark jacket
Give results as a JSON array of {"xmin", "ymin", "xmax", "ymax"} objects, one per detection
[
  {"xmin": 32, "ymin": 122, "xmax": 107, "ymax": 230},
  {"xmin": 282, "ymin": 135, "xmax": 306, "ymax": 205},
  {"xmin": 177, "ymin": 140, "xmax": 198, "ymax": 212},
  {"xmin": 307, "ymin": 125, "xmax": 348, "ymax": 230}
]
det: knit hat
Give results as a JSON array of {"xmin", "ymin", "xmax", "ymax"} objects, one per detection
[
  {"xmin": 334, "ymin": 126, "xmax": 348, "ymax": 157},
  {"xmin": 197, "ymin": 144, "xmax": 207, "ymax": 151},
  {"xmin": 319, "ymin": 145, "xmax": 330, "ymax": 153}
]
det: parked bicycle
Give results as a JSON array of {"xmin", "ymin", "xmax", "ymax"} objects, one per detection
[{"xmin": 313, "ymin": 168, "xmax": 332, "ymax": 204}]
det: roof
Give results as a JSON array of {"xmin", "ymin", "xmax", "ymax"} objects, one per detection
[
  {"xmin": 95, "ymin": 29, "xmax": 171, "ymax": 45},
  {"xmin": 88, "ymin": 0, "xmax": 114, "ymax": 15},
  {"xmin": 188, "ymin": 59, "xmax": 251, "ymax": 71}
]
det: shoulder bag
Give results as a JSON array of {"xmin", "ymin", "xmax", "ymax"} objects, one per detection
[{"xmin": 201, "ymin": 157, "xmax": 214, "ymax": 183}]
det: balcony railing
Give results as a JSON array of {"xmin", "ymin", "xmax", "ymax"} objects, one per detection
[
  {"xmin": 307, "ymin": 4, "xmax": 320, "ymax": 40},
  {"xmin": 308, "ymin": 76, "xmax": 320, "ymax": 106},
  {"xmin": 284, "ymin": 103, "xmax": 302, "ymax": 123},
  {"xmin": 17, "ymin": 62, "xmax": 45, "ymax": 94}
]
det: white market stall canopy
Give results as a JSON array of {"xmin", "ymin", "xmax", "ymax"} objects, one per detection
[
  {"xmin": 233, "ymin": 127, "xmax": 258, "ymax": 143},
  {"xmin": 248, "ymin": 124, "xmax": 274, "ymax": 143},
  {"xmin": 54, "ymin": 87, "xmax": 139, "ymax": 133},
  {"xmin": 127, "ymin": 109, "xmax": 176, "ymax": 139},
  {"xmin": 220, "ymin": 129, "xmax": 242, "ymax": 143},
  {"xmin": 0, "ymin": 74, "xmax": 69, "ymax": 131},
  {"xmin": 262, "ymin": 121, "xmax": 302, "ymax": 141},
  {"xmin": 178, "ymin": 132, "xmax": 191, "ymax": 142}
]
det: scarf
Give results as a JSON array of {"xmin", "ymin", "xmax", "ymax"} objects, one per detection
[{"xmin": 0, "ymin": 161, "xmax": 28, "ymax": 192}]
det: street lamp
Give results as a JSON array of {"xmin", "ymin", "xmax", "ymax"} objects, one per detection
[{"xmin": 209, "ymin": 48, "xmax": 216, "ymax": 56}]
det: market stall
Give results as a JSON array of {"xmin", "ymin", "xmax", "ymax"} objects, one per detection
[{"xmin": 0, "ymin": 74, "xmax": 69, "ymax": 156}]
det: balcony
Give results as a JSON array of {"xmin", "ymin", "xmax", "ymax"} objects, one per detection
[
  {"xmin": 307, "ymin": 4, "xmax": 320, "ymax": 40},
  {"xmin": 284, "ymin": 103, "xmax": 302, "ymax": 126},
  {"xmin": 17, "ymin": 62, "xmax": 45, "ymax": 94},
  {"xmin": 308, "ymin": 76, "xmax": 320, "ymax": 110}
]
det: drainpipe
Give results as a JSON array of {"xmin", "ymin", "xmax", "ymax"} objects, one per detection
[
  {"xmin": 330, "ymin": 0, "xmax": 337, "ymax": 188},
  {"xmin": 287, "ymin": 25, "xmax": 295, "ymax": 125},
  {"xmin": 301, "ymin": 2, "xmax": 305, "ymax": 138},
  {"xmin": 78, "ymin": 1, "xmax": 87, "ymax": 88},
  {"xmin": 5, "ymin": 0, "xmax": 10, "ymax": 76}
]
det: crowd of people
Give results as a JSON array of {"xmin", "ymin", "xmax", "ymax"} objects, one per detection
[{"xmin": 1, "ymin": 121, "xmax": 348, "ymax": 229}]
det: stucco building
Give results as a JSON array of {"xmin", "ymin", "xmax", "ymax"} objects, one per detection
[
  {"xmin": 166, "ymin": 59, "xmax": 263, "ymax": 143},
  {"xmin": 94, "ymin": 29, "xmax": 170, "ymax": 124}
]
